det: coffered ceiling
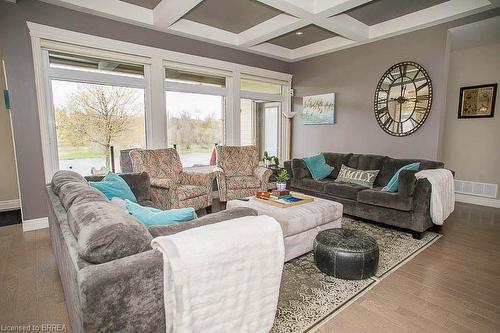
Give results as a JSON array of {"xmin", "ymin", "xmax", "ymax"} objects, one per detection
[{"xmin": 39, "ymin": 0, "xmax": 500, "ymax": 61}]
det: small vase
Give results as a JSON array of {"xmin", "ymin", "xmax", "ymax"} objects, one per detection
[{"xmin": 276, "ymin": 182, "xmax": 287, "ymax": 191}]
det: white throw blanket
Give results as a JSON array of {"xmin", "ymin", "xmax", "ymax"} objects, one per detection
[
  {"xmin": 415, "ymin": 169, "xmax": 455, "ymax": 225},
  {"xmin": 151, "ymin": 215, "xmax": 284, "ymax": 333}
]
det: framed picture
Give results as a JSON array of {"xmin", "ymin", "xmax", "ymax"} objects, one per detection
[
  {"xmin": 458, "ymin": 83, "xmax": 497, "ymax": 118},
  {"xmin": 303, "ymin": 93, "xmax": 335, "ymax": 125}
]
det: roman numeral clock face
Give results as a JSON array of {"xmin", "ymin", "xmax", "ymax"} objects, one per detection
[{"xmin": 374, "ymin": 62, "xmax": 432, "ymax": 136}]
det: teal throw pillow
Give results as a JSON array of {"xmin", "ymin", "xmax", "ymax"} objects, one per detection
[
  {"xmin": 303, "ymin": 154, "xmax": 334, "ymax": 180},
  {"xmin": 381, "ymin": 162, "xmax": 421, "ymax": 192},
  {"xmin": 125, "ymin": 200, "xmax": 197, "ymax": 228},
  {"xmin": 90, "ymin": 171, "xmax": 137, "ymax": 202},
  {"xmin": 335, "ymin": 164, "xmax": 380, "ymax": 188}
]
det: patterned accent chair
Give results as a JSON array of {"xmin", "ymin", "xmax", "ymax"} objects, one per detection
[
  {"xmin": 129, "ymin": 148, "xmax": 215, "ymax": 212},
  {"xmin": 215, "ymin": 145, "xmax": 273, "ymax": 202}
]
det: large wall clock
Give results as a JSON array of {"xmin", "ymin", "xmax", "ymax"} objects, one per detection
[{"xmin": 374, "ymin": 61, "xmax": 432, "ymax": 136}]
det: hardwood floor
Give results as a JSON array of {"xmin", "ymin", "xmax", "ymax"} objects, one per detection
[{"xmin": 0, "ymin": 202, "xmax": 498, "ymax": 332}]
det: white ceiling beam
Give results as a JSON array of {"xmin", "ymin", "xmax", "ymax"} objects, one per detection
[
  {"xmin": 40, "ymin": 0, "xmax": 153, "ymax": 24},
  {"xmin": 248, "ymin": 43, "xmax": 292, "ymax": 61},
  {"xmin": 291, "ymin": 36, "xmax": 355, "ymax": 60},
  {"xmin": 254, "ymin": 0, "xmax": 312, "ymax": 18},
  {"xmin": 369, "ymin": 0, "xmax": 494, "ymax": 39},
  {"xmin": 317, "ymin": 14, "xmax": 369, "ymax": 41},
  {"xmin": 313, "ymin": 0, "xmax": 373, "ymax": 16},
  {"xmin": 153, "ymin": 0, "xmax": 203, "ymax": 29},
  {"xmin": 238, "ymin": 14, "xmax": 308, "ymax": 47},
  {"xmin": 168, "ymin": 19, "xmax": 239, "ymax": 45}
]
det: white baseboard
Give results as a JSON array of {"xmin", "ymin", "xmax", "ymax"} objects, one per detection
[
  {"xmin": 22, "ymin": 217, "xmax": 49, "ymax": 232},
  {"xmin": 455, "ymin": 193, "xmax": 500, "ymax": 208},
  {"xmin": 0, "ymin": 199, "xmax": 21, "ymax": 212}
]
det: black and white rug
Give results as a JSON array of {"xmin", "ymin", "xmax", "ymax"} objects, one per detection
[{"xmin": 271, "ymin": 218, "xmax": 440, "ymax": 333}]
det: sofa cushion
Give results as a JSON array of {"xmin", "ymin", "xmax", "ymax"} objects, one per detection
[
  {"xmin": 148, "ymin": 207, "xmax": 258, "ymax": 237},
  {"xmin": 226, "ymin": 176, "xmax": 261, "ymax": 190},
  {"xmin": 296, "ymin": 178, "xmax": 331, "ymax": 193},
  {"xmin": 90, "ymin": 172, "xmax": 138, "ymax": 202},
  {"xmin": 324, "ymin": 182, "xmax": 367, "ymax": 200},
  {"xmin": 358, "ymin": 188, "xmax": 413, "ymax": 211},
  {"xmin": 322, "ymin": 153, "xmax": 352, "ymax": 179},
  {"xmin": 51, "ymin": 170, "xmax": 87, "ymax": 195},
  {"xmin": 376, "ymin": 158, "xmax": 444, "ymax": 187},
  {"xmin": 67, "ymin": 201, "xmax": 152, "ymax": 264},
  {"xmin": 58, "ymin": 182, "xmax": 107, "ymax": 210},
  {"xmin": 345, "ymin": 154, "xmax": 386, "ymax": 171},
  {"xmin": 291, "ymin": 158, "xmax": 312, "ymax": 179}
]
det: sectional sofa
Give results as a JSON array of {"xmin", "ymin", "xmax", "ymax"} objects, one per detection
[
  {"xmin": 46, "ymin": 170, "xmax": 257, "ymax": 332},
  {"xmin": 284, "ymin": 153, "xmax": 447, "ymax": 238}
]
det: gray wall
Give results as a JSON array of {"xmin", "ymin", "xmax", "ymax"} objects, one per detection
[
  {"xmin": 0, "ymin": 0, "xmax": 290, "ymax": 221},
  {"xmin": 441, "ymin": 42, "xmax": 500, "ymax": 198},
  {"xmin": 289, "ymin": 9, "xmax": 500, "ymax": 161}
]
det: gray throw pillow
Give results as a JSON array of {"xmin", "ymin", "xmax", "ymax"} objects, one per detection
[
  {"xmin": 68, "ymin": 201, "xmax": 153, "ymax": 264},
  {"xmin": 335, "ymin": 164, "xmax": 380, "ymax": 188}
]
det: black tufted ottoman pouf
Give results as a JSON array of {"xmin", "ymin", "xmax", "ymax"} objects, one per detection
[{"xmin": 313, "ymin": 228, "xmax": 379, "ymax": 280}]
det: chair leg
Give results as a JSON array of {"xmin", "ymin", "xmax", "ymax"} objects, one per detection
[
  {"xmin": 221, "ymin": 202, "xmax": 227, "ymax": 210},
  {"xmin": 205, "ymin": 205, "xmax": 212, "ymax": 214}
]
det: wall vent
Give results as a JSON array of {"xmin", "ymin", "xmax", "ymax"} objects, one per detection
[{"xmin": 454, "ymin": 180, "xmax": 498, "ymax": 199}]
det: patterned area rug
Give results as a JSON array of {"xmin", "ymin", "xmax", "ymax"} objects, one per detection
[{"xmin": 271, "ymin": 218, "xmax": 440, "ymax": 333}]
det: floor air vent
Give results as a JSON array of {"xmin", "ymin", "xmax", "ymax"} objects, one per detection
[{"xmin": 454, "ymin": 180, "xmax": 498, "ymax": 199}]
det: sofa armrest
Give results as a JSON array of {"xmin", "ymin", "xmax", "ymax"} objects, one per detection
[
  {"xmin": 77, "ymin": 249, "xmax": 170, "ymax": 332},
  {"xmin": 253, "ymin": 166, "xmax": 273, "ymax": 184},
  {"xmin": 398, "ymin": 169, "xmax": 418, "ymax": 197},
  {"xmin": 150, "ymin": 177, "xmax": 176, "ymax": 189},
  {"xmin": 148, "ymin": 207, "xmax": 258, "ymax": 237},
  {"xmin": 180, "ymin": 171, "xmax": 215, "ymax": 187}
]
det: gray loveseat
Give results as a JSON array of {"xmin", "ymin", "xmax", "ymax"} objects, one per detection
[
  {"xmin": 284, "ymin": 153, "xmax": 447, "ymax": 238},
  {"xmin": 46, "ymin": 170, "xmax": 257, "ymax": 333}
]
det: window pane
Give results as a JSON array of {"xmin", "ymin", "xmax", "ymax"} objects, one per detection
[
  {"xmin": 240, "ymin": 99, "xmax": 280, "ymax": 159},
  {"xmin": 240, "ymin": 79, "xmax": 281, "ymax": 94},
  {"xmin": 52, "ymin": 80, "xmax": 146, "ymax": 175},
  {"xmin": 166, "ymin": 91, "xmax": 224, "ymax": 167},
  {"xmin": 240, "ymin": 99, "xmax": 254, "ymax": 146},
  {"xmin": 49, "ymin": 51, "xmax": 144, "ymax": 78},
  {"xmin": 165, "ymin": 68, "xmax": 225, "ymax": 87}
]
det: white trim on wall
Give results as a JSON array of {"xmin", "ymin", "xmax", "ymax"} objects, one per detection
[
  {"xmin": 455, "ymin": 193, "xmax": 500, "ymax": 209},
  {"xmin": 22, "ymin": 217, "xmax": 49, "ymax": 232},
  {"xmin": 28, "ymin": 22, "xmax": 293, "ymax": 181},
  {"xmin": 0, "ymin": 199, "xmax": 21, "ymax": 212}
]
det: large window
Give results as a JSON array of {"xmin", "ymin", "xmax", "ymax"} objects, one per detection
[
  {"xmin": 46, "ymin": 51, "xmax": 147, "ymax": 175},
  {"xmin": 33, "ymin": 25, "xmax": 292, "ymax": 181},
  {"xmin": 165, "ymin": 68, "xmax": 226, "ymax": 167}
]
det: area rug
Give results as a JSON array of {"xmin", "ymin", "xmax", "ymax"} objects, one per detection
[{"xmin": 271, "ymin": 217, "xmax": 440, "ymax": 333}]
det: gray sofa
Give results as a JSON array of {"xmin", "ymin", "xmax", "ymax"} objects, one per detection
[
  {"xmin": 46, "ymin": 170, "xmax": 257, "ymax": 333},
  {"xmin": 284, "ymin": 153, "xmax": 446, "ymax": 238}
]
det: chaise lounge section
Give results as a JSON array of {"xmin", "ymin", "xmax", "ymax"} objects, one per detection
[{"xmin": 284, "ymin": 153, "xmax": 447, "ymax": 238}]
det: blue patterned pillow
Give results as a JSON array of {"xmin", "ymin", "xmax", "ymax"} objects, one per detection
[{"xmin": 381, "ymin": 162, "xmax": 421, "ymax": 192}]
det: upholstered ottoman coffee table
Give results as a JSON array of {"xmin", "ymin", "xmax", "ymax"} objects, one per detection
[
  {"xmin": 227, "ymin": 195, "xmax": 342, "ymax": 261},
  {"xmin": 313, "ymin": 229, "xmax": 379, "ymax": 280}
]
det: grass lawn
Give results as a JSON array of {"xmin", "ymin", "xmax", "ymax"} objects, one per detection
[{"xmin": 58, "ymin": 147, "xmax": 103, "ymax": 160}]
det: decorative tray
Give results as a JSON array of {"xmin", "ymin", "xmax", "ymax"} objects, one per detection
[{"xmin": 253, "ymin": 192, "xmax": 314, "ymax": 208}]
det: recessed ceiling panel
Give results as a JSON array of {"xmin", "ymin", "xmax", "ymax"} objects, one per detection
[
  {"xmin": 183, "ymin": 0, "xmax": 283, "ymax": 33},
  {"xmin": 120, "ymin": 0, "xmax": 161, "ymax": 9},
  {"xmin": 345, "ymin": 0, "xmax": 449, "ymax": 26},
  {"xmin": 267, "ymin": 25, "xmax": 338, "ymax": 49}
]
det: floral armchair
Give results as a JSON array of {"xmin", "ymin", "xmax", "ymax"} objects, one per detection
[
  {"xmin": 129, "ymin": 148, "xmax": 215, "ymax": 211},
  {"xmin": 215, "ymin": 145, "xmax": 273, "ymax": 202}
]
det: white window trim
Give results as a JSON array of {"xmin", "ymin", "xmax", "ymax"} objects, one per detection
[{"xmin": 28, "ymin": 22, "xmax": 292, "ymax": 181}]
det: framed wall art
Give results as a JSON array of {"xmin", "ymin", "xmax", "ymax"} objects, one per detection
[{"xmin": 458, "ymin": 83, "xmax": 497, "ymax": 119}]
